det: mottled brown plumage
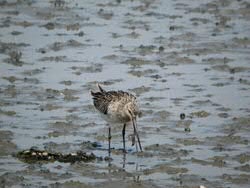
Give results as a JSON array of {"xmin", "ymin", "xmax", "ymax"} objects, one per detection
[{"xmin": 90, "ymin": 84, "xmax": 142, "ymax": 153}]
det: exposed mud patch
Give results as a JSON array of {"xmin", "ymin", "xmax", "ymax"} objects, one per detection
[
  {"xmin": 190, "ymin": 111, "xmax": 210, "ymax": 118},
  {"xmin": 15, "ymin": 148, "xmax": 99, "ymax": 163},
  {"xmin": 1, "ymin": 0, "xmax": 250, "ymax": 187},
  {"xmin": 143, "ymin": 164, "xmax": 188, "ymax": 175}
]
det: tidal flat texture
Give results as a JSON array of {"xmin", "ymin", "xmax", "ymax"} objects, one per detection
[{"xmin": 0, "ymin": 0, "xmax": 250, "ymax": 187}]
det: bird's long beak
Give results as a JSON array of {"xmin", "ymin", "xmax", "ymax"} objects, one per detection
[{"xmin": 132, "ymin": 118, "xmax": 142, "ymax": 152}]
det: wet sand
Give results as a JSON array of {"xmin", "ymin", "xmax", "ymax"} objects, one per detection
[{"xmin": 0, "ymin": 0, "xmax": 250, "ymax": 187}]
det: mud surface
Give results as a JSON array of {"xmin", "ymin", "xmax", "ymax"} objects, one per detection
[
  {"xmin": 1, "ymin": 0, "xmax": 250, "ymax": 187},
  {"xmin": 15, "ymin": 147, "xmax": 99, "ymax": 163}
]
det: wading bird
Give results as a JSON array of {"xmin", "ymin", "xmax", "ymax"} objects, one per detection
[{"xmin": 90, "ymin": 84, "xmax": 142, "ymax": 154}]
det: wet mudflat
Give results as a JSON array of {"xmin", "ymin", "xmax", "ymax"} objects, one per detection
[{"xmin": 0, "ymin": 0, "xmax": 250, "ymax": 187}]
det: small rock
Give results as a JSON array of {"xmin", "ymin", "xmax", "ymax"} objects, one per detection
[
  {"xmin": 169, "ymin": 26, "xmax": 175, "ymax": 30},
  {"xmin": 180, "ymin": 113, "xmax": 185, "ymax": 120},
  {"xmin": 78, "ymin": 31, "xmax": 84, "ymax": 37},
  {"xmin": 159, "ymin": 46, "xmax": 164, "ymax": 52},
  {"xmin": 43, "ymin": 22, "xmax": 55, "ymax": 30}
]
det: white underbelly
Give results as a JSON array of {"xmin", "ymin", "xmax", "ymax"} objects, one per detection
[{"xmin": 101, "ymin": 113, "xmax": 128, "ymax": 123}]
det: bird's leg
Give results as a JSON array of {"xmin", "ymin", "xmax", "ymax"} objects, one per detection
[
  {"xmin": 122, "ymin": 123, "xmax": 126, "ymax": 153},
  {"xmin": 134, "ymin": 136, "xmax": 138, "ymax": 152},
  {"xmin": 132, "ymin": 124, "xmax": 138, "ymax": 152},
  {"xmin": 108, "ymin": 126, "xmax": 111, "ymax": 156},
  {"xmin": 132, "ymin": 118, "xmax": 142, "ymax": 152}
]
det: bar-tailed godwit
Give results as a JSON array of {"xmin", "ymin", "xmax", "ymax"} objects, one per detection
[{"xmin": 90, "ymin": 84, "xmax": 142, "ymax": 154}]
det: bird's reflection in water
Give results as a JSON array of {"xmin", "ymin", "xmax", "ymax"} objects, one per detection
[
  {"xmin": 107, "ymin": 151, "xmax": 141, "ymax": 182},
  {"xmin": 133, "ymin": 162, "xmax": 140, "ymax": 183}
]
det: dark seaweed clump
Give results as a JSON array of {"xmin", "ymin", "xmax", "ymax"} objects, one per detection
[{"xmin": 15, "ymin": 148, "xmax": 100, "ymax": 163}]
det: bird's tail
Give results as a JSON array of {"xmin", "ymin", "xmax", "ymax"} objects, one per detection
[
  {"xmin": 90, "ymin": 83, "xmax": 105, "ymax": 96},
  {"xmin": 97, "ymin": 83, "xmax": 105, "ymax": 93}
]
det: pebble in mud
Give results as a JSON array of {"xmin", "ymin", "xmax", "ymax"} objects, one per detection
[
  {"xmin": 42, "ymin": 22, "xmax": 55, "ymax": 30},
  {"xmin": 10, "ymin": 31, "xmax": 23, "ymax": 35},
  {"xmin": 218, "ymin": 112, "xmax": 229, "ymax": 118},
  {"xmin": 158, "ymin": 46, "xmax": 164, "ymax": 52},
  {"xmin": 169, "ymin": 26, "xmax": 175, "ymax": 30},
  {"xmin": 180, "ymin": 113, "xmax": 185, "ymax": 120},
  {"xmin": 76, "ymin": 31, "xmax": 84, "ymax": 37},
  {"xmin": 60, "ymin": 80, "xmax": 72, "ymax": 86}
]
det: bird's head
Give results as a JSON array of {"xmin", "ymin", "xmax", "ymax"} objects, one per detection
[{"xmin": 125, "ymin": 101, "xmax": 143, "ymax": 152}]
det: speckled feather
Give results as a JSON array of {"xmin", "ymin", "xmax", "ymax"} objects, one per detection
[
  {"xmin": 90, "ymin": 84, "xmax": 142, "ymax": 152},
  {"xmin": 90, "ymin": 85, "xmax": 139, "ymax": 123}
]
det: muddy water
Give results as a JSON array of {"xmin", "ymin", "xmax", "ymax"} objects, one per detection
[{"xmin": 1, "ymin": 0, "xmax": 250, "ymax": 187}]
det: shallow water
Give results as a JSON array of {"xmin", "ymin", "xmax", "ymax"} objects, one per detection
[{"xmin": 1, "ymin": 0, "xmax": 250, "ymax": 187}]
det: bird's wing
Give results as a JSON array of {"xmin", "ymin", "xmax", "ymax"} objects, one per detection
[{"xmin": 91, "ymin": 84, "xmax": 136, "ymax": 115}]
